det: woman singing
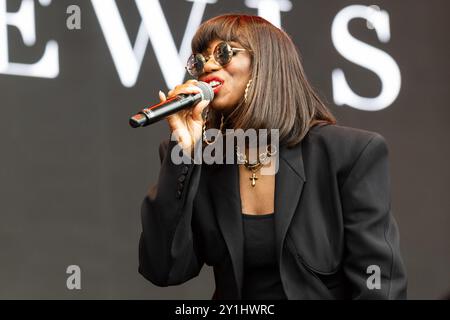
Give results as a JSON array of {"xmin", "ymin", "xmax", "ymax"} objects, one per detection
[{"xmin": 138, "ymin": 14, "xmax": 407, "ymax": 299}]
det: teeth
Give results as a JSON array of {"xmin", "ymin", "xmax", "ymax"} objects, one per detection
[{"xmin": 209, "ymin": 80, "xmax": 222, "ymax": 87}]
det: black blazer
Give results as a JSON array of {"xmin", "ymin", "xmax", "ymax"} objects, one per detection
[{"xmin": 138, "ymin": 123, "xmax": 407, "ymax": 299}]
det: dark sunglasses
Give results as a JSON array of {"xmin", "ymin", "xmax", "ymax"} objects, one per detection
[{"xmin": 185, "ymin": 41, "xmax": 247, "ymax": 77}]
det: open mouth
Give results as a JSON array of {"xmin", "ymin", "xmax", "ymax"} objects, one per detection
[{"xmin": 204, "ymin": 78, "xmax": 224, "ymax": 93}]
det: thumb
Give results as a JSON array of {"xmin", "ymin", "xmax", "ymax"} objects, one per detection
[{"xmin": 158, "ymin": 90, "xmax": 167, "ymax": 102}]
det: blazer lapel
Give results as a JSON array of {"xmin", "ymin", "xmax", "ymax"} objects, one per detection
[
  {"xmin": 208, "ymin": 161, "xmax": 244, "ymax": 299},
  {"xmin": 274, "ymin": 142, "xmax": 306, "ymax": 268}
]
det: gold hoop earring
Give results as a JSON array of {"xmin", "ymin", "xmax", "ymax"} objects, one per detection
[
  {"xmin": 219, "ymin": 113, "xmax": 225, "ymax": 132},
  {"xmin": 244, "ymin": 79, "xmax": 252, "ymax": 103},
  {"xmin": 202, "ymin": 107, "xmax": 224, "ymax": 145}
]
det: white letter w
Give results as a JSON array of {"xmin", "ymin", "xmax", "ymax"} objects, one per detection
[{"xmin": 91, "ymin": 0, "xmax": 215, "ymax": 88}]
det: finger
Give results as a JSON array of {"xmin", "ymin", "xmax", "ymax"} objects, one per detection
[
  {"xmin": 178, "ymin": 86, "xmax": 202, "ymax": 96},
  {"xmin": 166, "ymin": 113, "xmax": 183, "ymax": 130},
  {"xmin": 185, "ymin": 79, "xmax": 199, "ymax": 85},
  {"xmin": 185, "ymin": 85, "xmax": 202, "ymax": 92},
  {"xmin": 167, "ymin": 86, "xmax": 201, "ymax": 99},
  {"xmin": 191, "ymin": 100, "xmax": 210, "ymax": 122}
]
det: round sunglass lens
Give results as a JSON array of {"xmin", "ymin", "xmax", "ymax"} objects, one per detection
[
  {"xmin": 187, "ymin": 54, "xmax": 205, "ymax": 76},
  {"xmin": 214, "ymin": 42, "xmax": 233, "ymax": 66}
]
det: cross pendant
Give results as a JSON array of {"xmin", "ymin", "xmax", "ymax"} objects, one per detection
[{"xmin": 249, "ymin": 172, "xmax": 258, "ymax": 187}]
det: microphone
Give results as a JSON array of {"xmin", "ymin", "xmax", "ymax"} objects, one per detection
[{"xmin": 129, "ymin": 81, "xmax": 214, "ymax": 128}]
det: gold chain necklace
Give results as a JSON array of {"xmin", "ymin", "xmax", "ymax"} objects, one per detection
[{"xmin": 236, "ymin": 145, "xmax": 277, "ymax": 187}]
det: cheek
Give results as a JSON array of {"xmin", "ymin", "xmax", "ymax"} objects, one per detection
[
  {"xmin": 231, "ymin": 74, "xmax": 250, "ymax": 98},
  {"xmin": 227, "ymin": 55, "xmax": 251, "ymax": 78},
  {"xmin": 226, "ymin": 76, "xmax": 247, "ymax": 99},
  {"xmin": 213, "ymin": 59, "xmax": 251, "ymax": 106},
  {"xmin": 228, "ymin": 69, "xmax": 251, "ymax": 94}
]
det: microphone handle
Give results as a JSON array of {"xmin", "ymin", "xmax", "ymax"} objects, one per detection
[{"xmin": 130, "ymin": 92, "xmax": 202, "ymax": 128}]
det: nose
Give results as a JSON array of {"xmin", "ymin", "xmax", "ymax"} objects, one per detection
[{"xmin": 203, "ymin": 56, "xmax": 221, "ymax": 74}]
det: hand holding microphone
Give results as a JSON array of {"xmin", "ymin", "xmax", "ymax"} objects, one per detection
[{"xmin": 129, "ymin": 80, "xmax": 214, "ymax": 155}]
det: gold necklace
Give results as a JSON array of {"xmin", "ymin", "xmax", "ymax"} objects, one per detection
[{"xmin": 236, "ymin": 145, "xmax": 277, "ymax": 187}]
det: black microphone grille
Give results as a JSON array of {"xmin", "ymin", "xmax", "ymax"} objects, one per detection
[{"xmin": 196, "ymin": 81, "xmax": 215, "ymax": 101}]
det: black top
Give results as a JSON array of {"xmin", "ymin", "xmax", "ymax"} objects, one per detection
[{"xmin": 241, "ymin": 213, "xmax": 287, "ymax": 300}]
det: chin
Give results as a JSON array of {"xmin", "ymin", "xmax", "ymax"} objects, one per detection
[
  {"xmin": 210, "ymin": 96, "xmax": 238, "ymax": 112},
  {"xmin": 210, "ymin": 104, "xmax": 234, "ymax": 116},
  {"xmin": 210, "ymin": 100, "xmax": 228, "ymax": 110}
]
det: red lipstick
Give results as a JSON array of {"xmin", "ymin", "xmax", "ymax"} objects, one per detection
[{"xmin": 201, "ymin": 76, "xmax": 224, "ymax": 94}]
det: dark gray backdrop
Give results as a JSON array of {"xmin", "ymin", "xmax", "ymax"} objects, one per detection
[{"xmin": 1, "ymin": 0, "xmax": 449, "ymax": 299}]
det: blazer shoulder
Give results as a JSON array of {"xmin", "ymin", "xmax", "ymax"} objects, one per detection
[
  {"xmin": 307, "ymin": 123, "xmax": 388, "ymax": 154},
  {"xmin": 303, "ymin": 124, "xmax": 389, "ymax": 179}
]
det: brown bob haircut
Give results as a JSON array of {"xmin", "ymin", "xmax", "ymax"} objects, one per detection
[{"xmin": 191, "ymin": 14, "xmax": 336, "ymax": 147}]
